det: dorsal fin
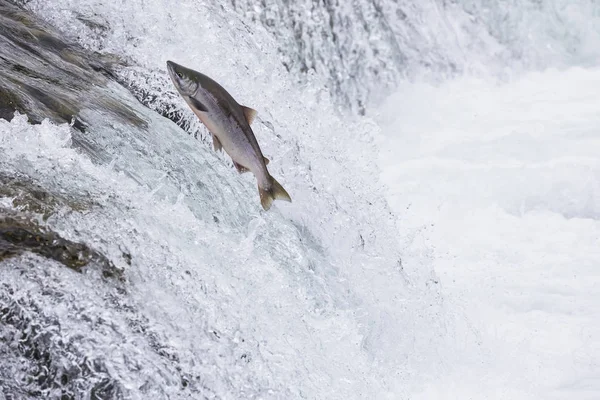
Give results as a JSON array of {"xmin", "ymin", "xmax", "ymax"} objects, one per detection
[{"xmin": 241, "ymin": 105, "xmax": 257, "ymax": 125}]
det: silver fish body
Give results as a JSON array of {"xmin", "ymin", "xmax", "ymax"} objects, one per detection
[{"xmin": 167, "ymin": 60, "xmax": 291, "ymax": 210}]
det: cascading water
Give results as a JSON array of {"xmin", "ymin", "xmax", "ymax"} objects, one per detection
[
  {"xmin": 1, "ymin": 0, "xmax": 442, "ymax": 398},
  {"xmin": 229, "ymin": 0, "xmax": 600, "ymax": 112},
  {"xmin": 1, "ymin": 0, "xmax": 599, "ymax": 399}
]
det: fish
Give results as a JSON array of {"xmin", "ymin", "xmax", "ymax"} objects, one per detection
[{"xmin": 166, "ymin": 60, "xmax": 291, "ymax": 211}]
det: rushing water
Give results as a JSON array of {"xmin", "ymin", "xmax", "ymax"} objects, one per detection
[
  {"xmin": 1, "ymin": 1, "xmax": 441, "ymax": 398},
  {"xmin": 1, "ymin": 0, "xmax": 599, "ymax": 398},
  {"xmin": 229, "ymin": 0, "xmax": 600, "ymax": 112}
]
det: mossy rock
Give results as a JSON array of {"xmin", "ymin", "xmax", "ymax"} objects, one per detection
[
  {"xmin": 0, "ymin": 211, "xmax": 122, "ymax": 280},
  {"xmin": 0, "ymin": 1, "xmax": 146, "ymax": 132},
  {"xmin": 0, "ymin": 173, "xmax": 92, "ymax": 219}
]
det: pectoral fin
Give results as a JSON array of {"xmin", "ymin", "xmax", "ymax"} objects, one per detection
[
  {"xmin": 241, "ymin": 105, "xmax": 257, "ymax": 125},
  {"xmin": 212, "ymin": 134, "xmax": 222, "ymax": 152},
  {"xmin": 233, "ymin": 161, "xmax": 250, "ymax": 174},
  {"xmin": 189, "ymin": 97, "xmax": 208, "ymax": 112}
]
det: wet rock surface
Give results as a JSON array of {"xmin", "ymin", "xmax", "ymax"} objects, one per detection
[
  {"xmin": 0, "ymin": 206, "xmax": 131, "ymax": 399},
  {"xmin": 0, "ymin": 212, "xmax": 121, "ymax": 278},
  {"xmin": 0, "ymin": 172, "xmax": 91, "ymax": 219},
  {"xmin": 0, "ymin": 0, "xmax": 145, "ymax": 130},
  {"xmin": 0, "ymin": 3, "xmax": 199, "ymax": 398}
]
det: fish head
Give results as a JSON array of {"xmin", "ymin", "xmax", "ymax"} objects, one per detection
[{"xmin": 167, "ymin": 60, "xmax": 200, "ymax": 97}]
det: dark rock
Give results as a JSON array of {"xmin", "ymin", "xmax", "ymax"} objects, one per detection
[
  {"xmin": 0, "ymin": 0, "xmax": 146, "ymax": 131},
  {"xmin": 0, "ymin": 211, "xmax": 122, "ymax": 279},
  {"xmin": 0, "ymin": 172, "xmax": 92, "ymax": 219}
]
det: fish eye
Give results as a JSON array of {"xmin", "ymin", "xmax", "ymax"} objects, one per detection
[{"xmin": 176, "ymin": 72, "xmax": 183, "ymax": 78}]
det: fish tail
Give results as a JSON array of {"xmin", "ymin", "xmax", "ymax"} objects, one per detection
[{"xmin": 258, "ymin": 176, "xmax": 292, "ymax": 211}]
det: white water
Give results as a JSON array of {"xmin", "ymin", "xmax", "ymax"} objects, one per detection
[
  {"xmin": 1, "ymin": 0, "xmax": 599, "ymax": 398},
  {"xmin": 379, "ymin": 68, "xmax": 600, "ymax": 399},
  {"xmin": 2, "ymin": 0, "xmax": 443, "ymax": 398}
]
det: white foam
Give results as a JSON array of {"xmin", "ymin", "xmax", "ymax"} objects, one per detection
[{"xmin": 379, "ymin": 67, "xmax": 600, "ymax": 399}]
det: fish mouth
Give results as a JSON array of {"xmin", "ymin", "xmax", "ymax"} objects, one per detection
[
  {"xmin": 166, "ymin": 60, "xmax": 177, "ymax": 79},
  {"xmin": 166, "ymin": 60, "xmax": 187, "ymax": 83},
  {"xmin": 166, "ymin": 60, "xmax": 199, "ymax": 97}
]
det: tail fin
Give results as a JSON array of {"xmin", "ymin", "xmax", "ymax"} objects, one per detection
[{"xmin": 258, "ymin": 176, "xmax": 292, "ymax": 211}]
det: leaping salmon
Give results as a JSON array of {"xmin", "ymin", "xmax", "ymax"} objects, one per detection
[{"xmin": 166, "ymin": 60, "xmax": 291, "ymax": 211}]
